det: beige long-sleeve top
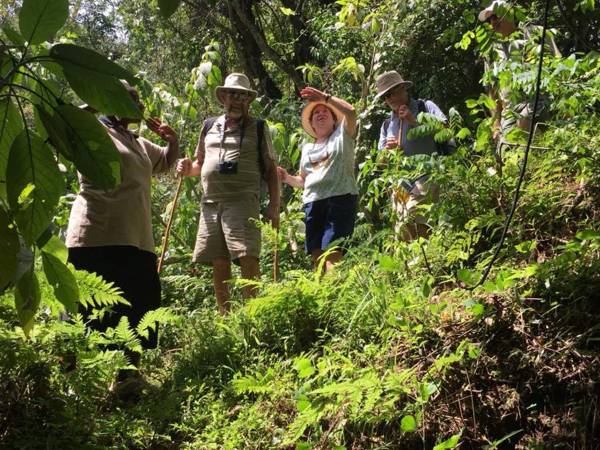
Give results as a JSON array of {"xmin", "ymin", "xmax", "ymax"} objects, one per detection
[{"xmin": 66, "ymin": 122, "xmax": 177, "ymax": 253}]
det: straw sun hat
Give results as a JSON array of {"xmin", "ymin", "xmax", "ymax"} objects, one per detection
[{"xmin": 301, "ymin": 101, "xmax": 344, "ymax": 138}]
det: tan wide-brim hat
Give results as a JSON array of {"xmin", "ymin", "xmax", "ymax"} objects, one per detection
[
  {"xmin": 301, "ymin": 101, "xmax": 345, "ymax": 139},
  {"xmin": 215, "ymin": 73, "xmax": 258, "ymax": 105},
  {"xmin": 374, "ymin": 71, "xmax": 413, "ymax": 100},
  {"xmin": 478, "ymin": 0, "xmax": 508, "ymax": 22}
]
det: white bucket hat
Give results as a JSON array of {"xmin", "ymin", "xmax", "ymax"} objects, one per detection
[
  {"xmin": 374, "ymin": 71, "xmax": 413, "ymax": 100},
  {"xmin": 215, "ymin": 73, "xmax": 258, "ymax": 105}
]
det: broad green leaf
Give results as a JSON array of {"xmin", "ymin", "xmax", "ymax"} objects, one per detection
[
  {"xmin": 19, "ymin": 0, "xmax": 69, "ymax": 45},
  {"xmin": 6, "ymin": 131, "xmax": 65, "ymax": 245},
  {"xmin": 49, "ymin": 44, "xmax": 141, "ymax": 118},
  {"xmin": 576, "ymin": 229, "xmax": 600, "ymax": 241},
  {"xmin": 1, "ymin": 51, "xmax": 15, "ymax": 78},
  {"xmin": 0, "ymin": 206, "xmax": 19, "ymax": 290},
  {"xmin": 62, "ymin": 71, "xmax": 141, "ymax": 119},
  {"xmin": 296, "ymin": 396, "xmax": 311, "ymax": 412},
  {"xmin": 433, "ymin": 432, "xmax": 462, "ymax": 450},
  {"xmin": 280, "ymin": 6, "xmax": 296, "ymax": 15},
  {"xmin": 41, "ymin": 234, "xmax": 68, "ymax": 262},
  {"xmin": 463, "ymin": 299, "xmax": 485, "ymax": 317},
  {"xmin": 158, "ymin": 0, "xmax": 182, "ymax": 18},
  {"xmin": 457, "ymin": 268, "xmax": 480, "ymax": 286},
  {"xmin": 49, "ymin": 44, "xmax": 136, "ymax": 82},
  {"xmin": 2, "ymin": 24, "xmax": 26, "ymax": 46},
  {"xmin": 379, "ymin": 254, "xmax": 402, "ymax": 272},
  {"xmin": 38, "ymin": 105, "xmax": 121, "ymax": 189},
  {"xmin": 294, "ymin": 357, "xmax": 316, "ymax": 378},
  {"xmin": 42, "ymin": 251, "xmax": 79, "ymax": 313},
  {"xmin": 14, "ymin": 269, "xmax": 40, "ymax": 336},
  {"xmin": 0, "ymin": 98, "xmax": 23, "ymax": 200},
  {"xmin": 400, "ymin": 415, "xmax": 417, "ymax": 432}
]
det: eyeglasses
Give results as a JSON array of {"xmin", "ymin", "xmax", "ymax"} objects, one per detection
[
  {"xmin": 222, "ymin": 90, "xmax": 251, "ymax": 100},
  {"xmin": 382, "ymin": 85, "xmax": 403, "ymax": 100}
]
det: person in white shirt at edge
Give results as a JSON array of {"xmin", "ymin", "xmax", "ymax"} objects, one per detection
[{"xmin": 278, "ymin": 86, "xmax": 359, "ymax": 273}]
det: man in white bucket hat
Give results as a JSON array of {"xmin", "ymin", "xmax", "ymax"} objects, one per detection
[
  {"xmin": 374, "ymin": 70, "xmax": 450, "ymax": 241},
  {"xmin": 177, "ymin": 73, "xmax": 279, "ymax": 314}
]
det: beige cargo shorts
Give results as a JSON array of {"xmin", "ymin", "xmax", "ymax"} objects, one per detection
[
  {"xmin": 192, "ymin": 196, "xmax": 261, "ymax": 264},
  {"xmin": 391, "ymin": 176, "xmax": 439, "ymax": 232}
]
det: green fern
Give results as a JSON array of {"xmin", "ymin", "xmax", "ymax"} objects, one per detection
[
  {"xmin": 136, "ymin": 307, "xmax": 179, "ymax": 339},
  {"xmin": 112, "ymin": 316, "xmax": 143, "ymax": 354},
  {"xmin": 74, "ymin": 270, "xmax": 129, "ymax": 309},
  {"xmin": 448, "ymin": 107, "xmax": 463, "ymax": 130},
  {"xmin": 232, "ymin": 368, "xmax": 276, "ymax": 395}
]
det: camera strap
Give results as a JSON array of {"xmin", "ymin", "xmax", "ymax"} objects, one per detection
[{"xmin": 202, "ymin": 116, "xmax": 266, "ymax": 179}]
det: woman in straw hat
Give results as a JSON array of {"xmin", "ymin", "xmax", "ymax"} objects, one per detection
[{"xmin": 278, "ymin": 86, "xmax": 358, "ymax": 272}]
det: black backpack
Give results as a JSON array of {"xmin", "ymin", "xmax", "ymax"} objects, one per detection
[
  {"xmin": 382, "ymin": 99, "xmax": 456, "ymax": 156},
  {"xmin": 201, "ymin": 117, "xmax": 267, "ymax": 178}
]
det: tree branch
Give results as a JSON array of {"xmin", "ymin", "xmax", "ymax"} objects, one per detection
[{"xmin": 227, "ymin": 0, "xmax": 303, "ymax": 90}]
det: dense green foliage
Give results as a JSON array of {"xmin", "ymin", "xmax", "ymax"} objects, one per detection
[{"xmin": 2, "ymin": 0, "xmax": 600, "ymax": 448}]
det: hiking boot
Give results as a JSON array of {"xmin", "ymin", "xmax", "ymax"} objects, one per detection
[{"xmin": 109, "ymin": 371, "xmax": 155, "ymax": 403}]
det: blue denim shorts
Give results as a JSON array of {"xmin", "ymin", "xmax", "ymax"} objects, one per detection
[{"xmin": 303, "ymin": 193, "xmax": 358, "ymax": 253}]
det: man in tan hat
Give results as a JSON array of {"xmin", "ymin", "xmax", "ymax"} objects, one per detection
[
  {"xmin": 374, "ymin": 70, "xmax": 449, "ymax": 240},
  {"xmin": 177, "ymin": 73, "xmax": 279, "ymax": 314}
]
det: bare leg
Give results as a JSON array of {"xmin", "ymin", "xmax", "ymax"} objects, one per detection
[
  {"xmin": 239, "ymin": 255, "xmax": 260, "ymax": 299},
  {"xmin": 213, "ymin": 257, "xmax": 232, "ymax": 315},
  {"xmin": 311, "ymin": 249, "xmax": 323, "ymax": 270},
  {"xmin": 324, "ymin": 250, "xmax": 343, "ymax": 272}
]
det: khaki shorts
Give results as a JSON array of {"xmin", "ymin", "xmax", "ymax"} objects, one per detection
[
  {"xmin": 192, "ymin": 196, "xmax": 261, "ymax": 264},
  {"xmin": 392, "ymin": 177, "xmax": 439, "ymax": 231}
]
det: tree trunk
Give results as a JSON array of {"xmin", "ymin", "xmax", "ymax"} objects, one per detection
[{"xmin": 227, "ymin": 0, "xmax": 304, "ymax": 93}]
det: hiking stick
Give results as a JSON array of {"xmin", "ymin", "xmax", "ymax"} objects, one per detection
[
  {"xmin": 397, "ymin": 117, "xmax": 403, "ymax": 152},
  {"xmin": 273, "ymin": 180, "xmax": 282, "ymax": 282},
  {"xmin": 273, "ymin": 224, "xmax": 280, "ymax": 282},
  {"xmin": 156, "ymin": 97, "xmax": 194, "ymax": 274},
  {"xmin": 157, "ymin": 175, "xmax": 184, "ymax": 274}
]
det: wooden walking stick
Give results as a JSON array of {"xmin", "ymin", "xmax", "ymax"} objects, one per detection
[
  {"xmin": 157, "ymin": 175, "xmax": 184, "ymax": 274},
  {"xmin": 273, "ymin": 179, "xmax": 282, "ymax": 282},
  {"xmin": 273, "ymin": 224, "xmax": 280, "ymax": 282},
  {"xmin": 155, "ymin": 97, "xmax": 195, "ymax": 274}
]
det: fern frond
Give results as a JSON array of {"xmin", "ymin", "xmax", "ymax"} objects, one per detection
[
  {"xmin": 114, "ymin": 317, "xmax": 143, "ymax": 353},
  {"xmin": 448, "ymin": 107, "xmax": 463, "ymax": 130},
  {"xmin": 232, "ymin": 368, "xmax": 275, "ymax": 395},
  {"xmin": 75, "ymin": 270, "xmax": 129, "ymax": 309},
  {"xmin": 136, "ymin": 307, "xmax": 179, "ymax": 339}
]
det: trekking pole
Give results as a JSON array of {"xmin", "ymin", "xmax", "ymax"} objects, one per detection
[{"xmin": 157, "ymin": 174, "xmax": 184, "ymax": 274}]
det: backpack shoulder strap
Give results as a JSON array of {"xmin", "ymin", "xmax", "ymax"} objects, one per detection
[
  {"xmin": 202, "ymin": 116, "xmax": 218, "ymax": 139},
  {"xmin": 383, "ymin": 118, "xmax": 391, "ymax": 135},
  {"xmin": 256, "ymin": 119, "xmax": 266, "ymax": 178}
]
